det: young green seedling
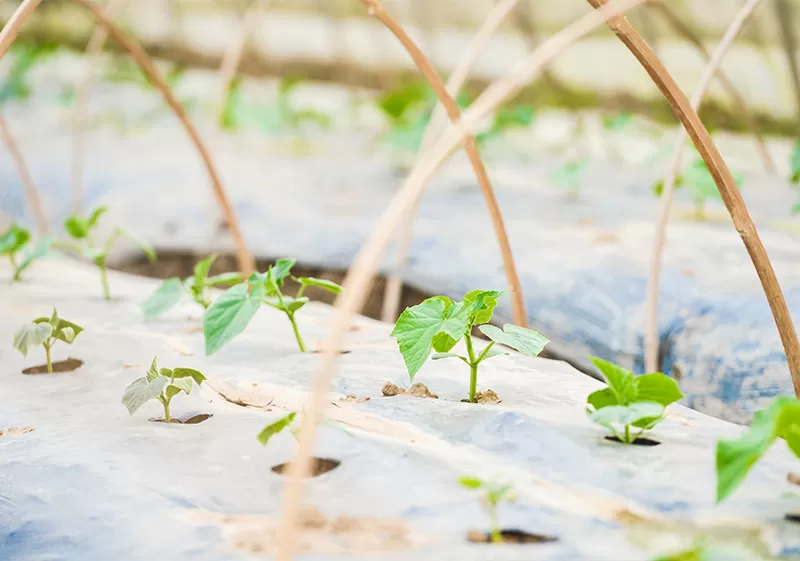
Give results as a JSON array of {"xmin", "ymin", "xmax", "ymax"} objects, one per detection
[
  {"xmin": 13, "ymin": 308, "xmax": 84, "ymax": 373},
  {"xmin": 586, "ymin": 356, "xmax": 683, "ymax": 444},
  {"xmin": 257, "ymin": 410, "xmax": 350, "ymax": 446},
  {"xmin": 715, "ymin": 396, "xmax": 800, "ymax": 503},
  {"xmin": 204, "ymin": 258, "xmax": 342, "ymax": 355},
  {"xmin": 651, "ymin": 543, "xmax": 766, "ymax": 561},
  {"xmin": 458, "ymin": 475, "xmax": 517, "ymax": 544},
  {"xmin": 62, "ymin": 206, "xmax": 156, "ymax": 299},
  {"xmin": 0, "ymin": 43, "xmax": 58, "ymax": 105},
  {"xmin": 121, "ymin": 356, "xmax": 206, "ymax": 424},
  {"xmin": 653, "ymin": 157, "xmax": 744, "ymax": 219},
  {"xmin": 391, "ymin": 291, "xmax": 549, "ymax": 403},
  {"xmin": 475, "ymin": 104, "xmax": 536, "ymax": 149},
  {"xmin": 548, "ymin": 159, "xmax": 588, "ymax": 200},
  {"xmin": 141, "ymin": 254, "xmax": 241, "ymax": 321},
  {"xmin": 1, "ymin": 222, "xmax": 30, "ymax": 271}
]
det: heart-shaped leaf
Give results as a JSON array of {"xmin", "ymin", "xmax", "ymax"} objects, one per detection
[
  {"xmin": 478, "ymin": 324, "xmax": 549, "ymax": 358},
  {"xmin": 203, "ymin": 281, "xmax": 266, "ymax": 355},
  {"xmin": 121, "ymin": 375, "xmax": 169, "ymax": 416},
  {"xmin": 171, "ymin": 367, "xmax": 206, "ymax": 386},
  {"xmin": 0, "ymin": 223, "xmax": 30, "ymax": 255},
  {"xmin": 142, "ymin": 278, "xmax": 185, "ymax": 321},
  {"xmin": 12, "ymin": 322, "xmax": 53, "ymax": 356},
  {"xmin": 257, "ymin": 412, "xmax": 297, "ymax": 446}
]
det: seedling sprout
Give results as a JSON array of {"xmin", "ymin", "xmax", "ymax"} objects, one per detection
[
  {"xmin": 13, "ymin": 308, "xmax": 83, "ymax": 373},
  {"xmin": 121, "ymin": 356, "xmax": 206, "ymax": 424},
  {"xmin": 458, "ymin": 475, "xmax": 517, "ymax": 544},
  {"xmin": 0, "ymin": 223, "xmax": 53, "ymax": 282},
  {"xmin": 391, "ymin": 291, "xmax": 549, "ymax": 403},
  {"xmin": 653, "ymin": 156, "xmax": 744, "ymax": 219},
  {"xmin": 62, "ymin": 206, "xmax": 156, "ymax": 299},
  {"xmin": 586, "ymin": 356, "xmax": 683, "ymax": 444},
  {"xmin": 141, "ymin": 254, "xmax": 241, "ymax": 320},
  {"xmin": 204, "ymin": 258, "xmax": 342, "ymax": 355}
]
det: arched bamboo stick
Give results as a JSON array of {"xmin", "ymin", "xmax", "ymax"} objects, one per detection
[{"xmin": 0, "ymin": 112, "xmax": 47, "ymax": 233}]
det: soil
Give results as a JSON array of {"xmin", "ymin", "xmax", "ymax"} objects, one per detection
[
  {"xmin": 460, "ymin": 389, "xmax": 501, "ymax": 403},
  {"xmin": 339, "ymin": 394, "xmax": 370, "ymax": 404},
  {"xmin": 271, "ymin": 457, "xmax": 341, "ymax": 477},
  {"xmin": 0, "ymin": 426, "xmax": 34, "ymax": 438},
  {"xmin": 466, "ymin": 528, "xmax": 558, "ymax": 544},
  {"xmin": 604, "ymin": 436, "xmax": 661, "ymax": 447},
  {"xmin": 116, "ymin": 252, "xmax": 431, "ymax": 322},
  {"xmin": 788, "ymin": 472, "xmax": 800, "ymax": 487},
  {"xmin": 22, "ymin": 358, "xmax": 84, "ymax": 375},
  {"xmin": 785, "ymin": 513, "xmax": 800, "ymax": 524},
  {"xmin": 150, "ymin": 413, "xmax": 214, "ymax": 425},
  {"xmin": 381, "ymin": 381, "xmax": 438, "ymax": 399}
]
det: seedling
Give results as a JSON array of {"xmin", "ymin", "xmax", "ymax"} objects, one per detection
[
  {"xmin": 12, "ymin": 308, "xmax": 83, "ymax": 373},
  {"xmin": 141, "ymin": 254, "xmax": 241, "ymax": 321},
  {"xmin": 1, "ymin": 223, "xmax": 54, "ymax": 282},
  {"xmin": 0, "ymin": 43, "xmax": 58, "ymax": 105},
  {"xmin": 62, "ymin": 206, "xmax": 156, "ymax": 300},
  {"xmin": 789, "ymin": 141, "xmax": 800, "ymax": 215},
  {"xmin": 586, "ymin": 356, "xmax": 683, "ymax": 444},
  {"xmin": 475, "ymin": 104, "xmax": 536, "ymax": 149},
  {"xmin": 391, "ymin": 290, "xmax": 549, "ymax": 403},
  {"xmin": 121, "ymin": 356, "xmax": 206, "ymax": 424},
  {"xmin": 715, "ymin": 396, "xmax": 800, "ymax": 503},
  {"xmin": 652, "ymin": 543, "xmax": 766, "ymax": 561},
  {"xmin": 653, "ymin": 156, "xmax": 744, "ymax": 219},
  {"xmin": 548, "ymin": 159, "xmax": 588, "ymax": 200},
  {"xmin": 204, "ymin": 258, "xmax": 342, "ymax": 355},
  {"xmin": 458, "ymin": 475, "xmax": 517, "ymax": 544},
  {"xmin": 257, "ymin": 411, "xmax": 350, "ymax": 446}
]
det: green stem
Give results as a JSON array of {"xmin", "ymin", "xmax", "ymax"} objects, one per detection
[
  {"xmin": 288, "ymin": 312, "xmax": 306, "ymax": 352},
  {"xmin": 163, "ymin": 400, "xmax": 172, "ymax": 424},
  {"xmin": 488, "ymin": 506, "xmax": 502, "ymax": 544},
  {"xmin": 100, "ymin": 265, "xmax": 110, "ymax": 300},
  {"xmin": 624, "ymin": 424, "xmax": 631, "ymax": 444},
  {"xmin": 44, "ymin": 342, "xmax": 52, "ymax": 373},
  {"xmin": 475, "ymin": 341, "xmax": 496, "ymax": 363},
  {"xmin": 9, "ymin": 253, "xmax": 17, "ymax": 269},
  {"xmin": 465, "ymin": 332, "xmax": 478, "ymax": 403}
]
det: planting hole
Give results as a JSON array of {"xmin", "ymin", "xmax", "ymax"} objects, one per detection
[
  {"xmin": 466, "ymin": 529, "xmax": 558, "ymax": 544},
  {"xmin": 150, "ymin": 413, "xmax": 213, "ymax": 425},
  {"xmin": 785, "ymin": 513, "xmax": 800, "ymax": 524},
  {"xmin": 604, "ymin": 436, "xmax": 661, "ymax": 447},
  {"xmin": 22, "ymin": 358, "xmax": 84, "ymax": 375},
  {"xmin": 310, "ymin": 349, "xmax": 352, "ymax": 355},
  {"xmin": 272, "ymin": 457, "xmax": 341, "ymax": 477}
]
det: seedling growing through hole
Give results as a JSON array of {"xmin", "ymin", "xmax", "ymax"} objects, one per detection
[
  {"xmin": 475, "ymin": 104, "xmax": 537, "ymax": 148},
  {"xmin": 141, "ymin": 254, "xmax": 241, "ymax": 320},
  {"xmin": 13, "ymin": 308, "xmax": 83, "ymax": 373},
  {"xmin": 121, "ymin": 356, "xmax": 206, "ymax": 424},
  {"xmin": 586, "ymin": 356, "xmax": 683, "ymax": 444},
  {"xmin": 62, "ymin": 206, "xmax": 156, "ymax": 300},
  {"xmin": 204, "ymin": 258, "xmax": 342, "ymax": 355},
  {"xmin": 715, "ymin": 396, "xmax": 800, "ymax": 503},
  {"xmin": 257, "ymin": 410, "xmax": 349, "ymax": 446},
  {"xmin": 653, "ymin": 157, "xmax": 744, "ymax": 220},
  {"xmin": 0, "ymin": 223, "xmax": 53, "ymax": 282},
  {"xmin": 458, "ymin": 475, "xmax": 517, "ymax": 544},
  {"xmin": 391, "ymin": 291, "xmax": 549, "ymax": 403}
]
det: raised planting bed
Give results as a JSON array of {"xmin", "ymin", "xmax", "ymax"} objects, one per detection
[{"xmin": 2, "ymin": 256, "xmax": 800, "ymax": 560}]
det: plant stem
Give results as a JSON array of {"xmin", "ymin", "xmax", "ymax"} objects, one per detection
[
  {"xmin": 288, "ymin": 313, "xmax": 306, "ymax": 352},
  {"xmin": 488, "ymin": 506, "xmax": 502, "ymax": 543},
  {"xmin": 163, "ymin": 400, "xmax": 172, "ymax": 424},
  {"xmin": 465, "ymin": 332, "xmax": 479, "ymax": 403},
  {"xmin": 9, "ymin": 253, "xmax": 17, "ymax": 269},
  {"xmin": 100, "ymin": 264, "xmax": 110, "ymax": 300},
  {"xmin": 44, "ymin": 342, "xmax": 52, "ymax": 373},
  {"xmin": 475, "ymin": 341, "xmax": 496, "ymax": 363},
  {"xmin": 624, "ymin": 424, "xmax": 631, "ymax": 444}
]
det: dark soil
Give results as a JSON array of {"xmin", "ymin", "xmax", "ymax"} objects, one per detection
[
  {"xmin": 271, "ymin": 457, "xmax": 341, "ymax": 477},
  {"xmin": 22, "ymin": 358, "xmax": 84, "ymax": 374},
  {"xmin": 150, "ymin": 413, "xmax": 213, "ymax": 424},
  {"xmin": 466, "ymin": 528, "xmax": 558, "ymax": 544},
  {"xmin": 605, "ymin": 435, "xmax": 661, "ymax": 447},
  {"xmin": 115, "ymin": 252, "xmax": 430, "ymax": 322},
  {"xmin": 785, "ymin": 513, "xmax": 800, "ymax": 524}
]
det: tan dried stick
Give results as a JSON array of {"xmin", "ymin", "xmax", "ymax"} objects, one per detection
[
  {"xmin": 273, "ymin": 1, "xmax": 653, "ymax": 560},
  {"xmin": 361, "ymin": 0, "xmax": 527, "ymax": 328},
  {"xmin": 71, "ymin": 0, "xmax": 130, "ymax": 215},
  {"xmin": 652, "ymin": 1, "xmax": 775, "ymax": 173},
  {"xmin": 0, "ymin": 112, "xmax": 47, "ymax": 233},
  {"xmin": 380, "ymin": 0, "xmax": 519, "ymax": 323},
  {"xmin": 213, "ymin": 0, "xmax": 276, "ymax": 128},
  {"xmin": 0, "ymin": 0, "xmax": 42, "ymax": 58},
  {"xmin": 644, "ymin": 0, "xmax": 766, "ymax": 373}
]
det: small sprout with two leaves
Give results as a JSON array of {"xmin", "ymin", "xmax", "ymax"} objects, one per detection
[
  {"xmin": 1, "ymin": 223, "xmax": 53, "ymax": 282},
  {"xmin": 716, "ymin": 395, "xmax": 800, "ymax": 503},
  {"xmin": 63, "ymin": 206, "xmax": 156, "ymax": 300},
  {"xmin": 475, "ymin": 104, "xmax": 537, "ymax": 148},
  {"xmin": 121, "ymin": 356, "xmax": 206, "ymax": 424},
  {"xmin": 586, "ymin": 356, "xmax": 684, "ymax": 445},
  {"xmin": 204, "ymin": 258, "xmax": 342, "ymax": 355},
  {"xmin": 653, "ymin": 157, "xmax": 744, "ymax": 220},
  {"xmin": 458, "ymin": 475, "xmax": 517, "ymax": 544},
  {"xmin": 391, "ymin": 290, "xmax": 549, "ymax": 403},
  {"xmin": 13, "ymin": 308, "xmax": 83, "ymax": 373},
  {"xmin": 141, "ymin": 254, "xmax": 241, "ymax": 321},
  {"xmin": 257, "ymin": 411, "xmax": 300, "ymax": 446}
]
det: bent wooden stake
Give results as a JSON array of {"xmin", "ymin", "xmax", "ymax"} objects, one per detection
[
  {"xmin": 583, "ymin": 0, "xmax": 800, "ymax": 397},
  {"xmin": 0, "ymin": 112, "xmax": 48, "ymax": 234},
  {"xmin": 273, "ymin": 1, "xmax": 654, "ymax": 560},
  {"xmin": 361, "ymin": 0, "xmax": 528, "ymax": 329}
]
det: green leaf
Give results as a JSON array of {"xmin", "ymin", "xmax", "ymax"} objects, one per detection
[
  {"xmin": 12, "ymin": 322, "xmax": 53, "ymax": 356},
  {"xmin": 790, "ymin": 141, "xmax": 800, "ymax": 185},
  {"xmin": 142, "ymin": 278, "xmax": 185, "ymax": 321},
  {"xmin": 549, "ymin": 159, "xmax": 587, "ymax": 189},
  {"xmin": 271, "ymin": 259, "xmax": 295, "ymax": 284},
  {"xmin": 390, "ymin": 296, "xmax": 470, "ymax": 381},
  {"xmin": 0, "ymin": 223, "xmax": 30, "ymax": 255},
  {"xmin": 589, "ymin": 356, "xmax": 637, "ymax": 406},
  {"xmin": 601, "ymin": 112, "xmax": 633, "ymax": 131},
  {"xmin": 481, "ymin": 347, "xmax": 510, "ymax": 361},
  {"xmin": 282, "ymin": 296, "xmax": 309, "ymax": 313},
  {"xmin": 716, "ymin": 396, "xmax": 800, "ymax": 502},
  {"xmin": 257, "ymin": 412, "xmax": 297, "ymax": 446},
  {"xmin": 146, "ymin": 356, "xmax": 160, "ymax": 382},
  {"xmin": 492, "ymin": 105, "xmax": 536, "ymax": 131},
  {"xmin": 634, "ymin": 373, "xmax": 684, "ymax": 407},
  {"xmin": 206, "ymin": 272, "xmax": 242, "ymax": 287},
  {"xmin": 87, "ymin": 206, "xmax": 108, "ymax": 230},
  {"xmin": 685, "ymin": 159, "xmax": 743, "ymax": 201},
  {"xmin": 461, "ymin": 289, "xmax": 504, "ymax": 326},
  {"xmin": 589, "ymin": 402, "xmax": 665, "ymax": 436},
  {"xmin": 432, "ymin": 352, "xmax": 464, "ymax": 361},
  {"xmin": 295, "ymin": 276, "xmax": 342, "ymax": 294},
  {"xmin": 478, "ymin": 324, "xmax": 549, "ymax": 358},
  {"xmin": 13, "ymin": 235, "xmax": 53, "ymax": 280},
  {"xmin": 192, "ymin": 254, "xmax": 217, "ymax": 288},
  {"xmin": 168, "ymin": 376, "xmax": 193, "ymax": 396},
  {"xmin": 51, "ymin": 318, "xmax": 83, "ymax": 345},
  {"xmin": 114, "ymin": 227, "xmax": 156, "ymax": 262},
  {"xmin": 203, "ymin": 281, "xmax": 266, "ymax": 355},
  {"xmin": 458, "ymin": 476, "xmax": 484, "ymax": 490},
  {"xmin": 164, "ymin": 384, "xmax": 183, "ymax": 402},
  {"xmin": 121, "ymin": 375, "xmax": 169, "ymax": 416},
  {"xmin": 171, "ymin": 367, "xmax": 206, "ymax": 386},
  {"xmin": 587, "ymin": 387, "xmax": 619, "ymax": 410}
]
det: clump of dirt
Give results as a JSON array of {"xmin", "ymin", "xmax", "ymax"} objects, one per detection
[
  {"xmin": 339, "ymin": 394, "xmax": 370, "ymax": 404},
  {"xmin": 22, "ymin": 358, "xmax": 84, "ymax": 375},
  {"xmin": 466, "ymin": 528, "xmax": 558, "ymax": 544},
  {"xmin": 0, "ymin": 426, "xmax": 34, "ymax": 438},
  {"xmin": 381, "ymin": 382, "xmax": 438, "ymax": 399},
  {"xmin": 788, "ymin": 472, "xmax": 800, "ymax": 487},
  {"xmin": 474, "ymin": 389, "xmax": 500, "ymax": 403},
  {"xmin": 183, "ymin": 506, "xmax": 416, "ymax": 555}
]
